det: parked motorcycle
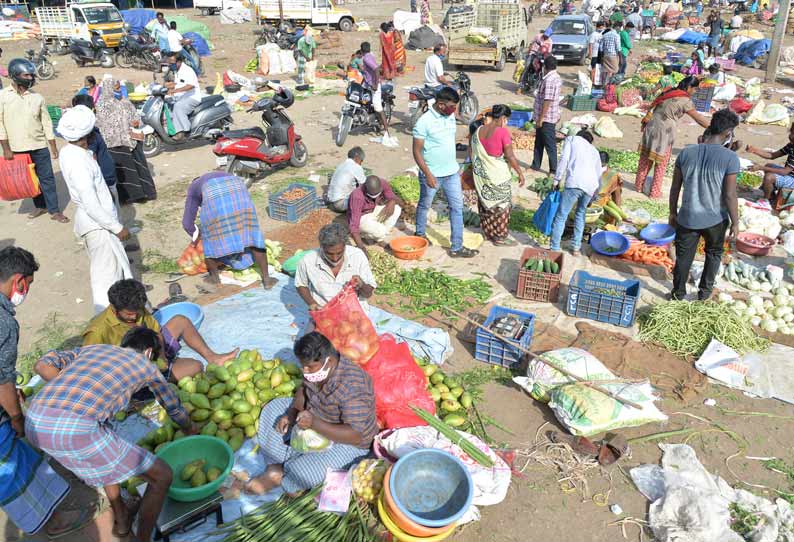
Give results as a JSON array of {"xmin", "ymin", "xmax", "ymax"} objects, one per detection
[
  {"xmin": 212, "ymin": 87, "xmax": 308, "ymax": 185},
  {"xmin": 253, "ymin": 22, "xmax": 300, "ymax": 50},
  {"xmin": 335, "ymin": 80, "xmax": 395, "ymax": 147},
  {"xmin": 407, "ymin": 72, "xmax": 479, "ymax": 129},
  {"xmin": 70, "ymin": 31, "xmax": 114, "ymax": 68},
  {"xmin": 140, "ymin": 85, "xmax": 233, "ymax": 158},
  {"xmin": 25, "ymin": 43, "xmax": 55, "ymax": 80},
  {"xmin": 115, "ymin": 32, "xmax": 159, "ymax": 71}
]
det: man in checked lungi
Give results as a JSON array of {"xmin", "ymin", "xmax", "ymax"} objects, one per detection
[
  {"xmin": 25, "ymin": 327, "xmax": 198, "ymax": 542},
  {"xmin": 182, "ymin": 171, "xmax": 279, "ymax": 291}
]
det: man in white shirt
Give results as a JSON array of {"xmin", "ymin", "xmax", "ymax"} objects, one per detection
[
  {"xmin": 166, "ymin": 21, "xmax": 185, "ymax": 53},
  {"xmin": 730, "ymin": 9, "xmax": 743, "ymax": 28},
  {"xmin": 424, "ymin": 44, "xmax": 452, "ymax": 88},
  {"xmin": 327, "ymin": 146, "xmax": 365, "ymax": 212},
  {"xmin": 589, "ymin": 20, "xmax": 605, "ymax": 84},
  {"xmin": 151, "ymin": 12, "xmax": 170, "ymax": 52},
  {"xmin": 56, "ymin": 105, "xmax": 131, "ymax": 313},
  {"xmin": 164, "ymin": 52, "xmax": 199, "ymax": 139},
  {"xmin": 549, "ymin": 130, "xmax": 602, "ymax": 255}
]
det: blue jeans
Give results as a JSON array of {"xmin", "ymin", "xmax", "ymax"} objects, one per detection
[
  {"xmin": 550, "ymin": 188, "xmax": 589, "ymax": 251},
  {"xmin": 26, "ymin": 147, "xmax": 59, "ymax": 214},
  {"xmin": 415, "ymin": 171, "xmax": 464, "ymax": 251}
]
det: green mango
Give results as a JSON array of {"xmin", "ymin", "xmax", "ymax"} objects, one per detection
[
  {"xmin": 173, "ymin": 430, "xmax": 186, "ymax": 440},
  {"xmin": 177, "ymin": 376, "xmax": 193, "ymax": 390},
  {"xmin": 244, "ymin": 389, "xmax": 258, "ymax": 407},
  {"xmin": 450, "ymin": 387, "xmax": 464, "ymax": 399},
  {"xmin": 208, "ymin": 383, "xmax": 226, "ymax": 399},
  {"xmin": 232, "ymin": 400, "xmax": 252, "ymax": 414},
  {"xmin": 274, "ymin": 381, "xmax": 296, "ymax": 394},
  {"xmin": 190, "ymin": 393, "xmax": 211, "ymax": 410},
  {"xmin": 244, "ymin": 424, "xmax": 257, "ymax": 438},
  {"xmin": 460, "ymin": 392, "xmax": 473, "ymax": 409},
  {"xmin": 201, "ymin": 421, "xmax": 218, "ymax": 436},
  {"xmin": 233, "ymin": 413, "xmax": 254, "ymax": 427},
  {"xmin": 220, "ymin": 396, "xmax": 234, "ymax": 410},
  {"xmin": 225, "ymin": 378, "xmax": 237, "ymax": 394},
  {"xmin": 180, "ymin": 459, "xmax": 205, "ymax": 481},
  {"xmin": 249, "ymin": 405, "xmax": 261, "ymax": 421},
  {"xmin": 191, "ymin": 409, "xmax": 211, "ymax": 422},
  {"xmin": 215, "ymin": 429, "xmax": 229, "ymax": 442},
  {"xmin": 195, "ymin": 379, "xmax": 210, "ymax": 395},
  {"xmin": 228, "ymin": 435, "xmax": 243, "ymax": 452},
  {"xmin": 182, "ymin": 380, "xmax": 197, "ymax": 394},
  {"xmin": 207, "ymin": 466, "xmax": 222, "ymax": 482},
  {"xmin": 215, "ymin": 366, "xmax": 231, "ymax": 382},
  {"xmin": 190, "ymin": 468, "xmax": 207, "ymax": 488},
  {"xmin": 258, "ymin": 389, "xmax": 276, "ymax": 403},
  {"xmin": 218, "ymin": 419, "xmax": 233, "ymax": 430},
  {"xmin": 211, "ymin": 410, "xmax": 232, "ymax": 423},
  {"xmin": 430, "ymin": 372, "xmax": 445, "ymax": 385}
]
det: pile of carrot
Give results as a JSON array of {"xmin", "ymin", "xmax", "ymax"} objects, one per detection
[{"xmin": 619, "ymin": 241, "xmax": 674, "ymax": 272}]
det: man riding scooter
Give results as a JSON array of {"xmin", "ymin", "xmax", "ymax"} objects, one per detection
[
  {"xmin": 520, "ymin": 28, "xmax": 553, "ymax": 93},
  {"xmin": 164, "ymin": 52, "xmax": 199, "ymax": 141}
]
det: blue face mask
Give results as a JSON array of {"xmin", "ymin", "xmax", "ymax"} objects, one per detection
[
  {"xmin": 169, "ymin": 63, "xmax": 178, "ymax": 71},
  {"xmin": 438, "ymin": 54, "xmax": 446, "ymax": 61}
]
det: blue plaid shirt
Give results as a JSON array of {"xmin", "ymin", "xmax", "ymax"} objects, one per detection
[
  {"xmin": 302, "ymin": 357, "xmax": 377, "ymax": 449},
  {"xmin": 600, "ymin": 30, "xmax": 621, "ymax": 56},
  {"xmin": 0, "ymin": 294, "xmax": 19, "ymax": 425}
]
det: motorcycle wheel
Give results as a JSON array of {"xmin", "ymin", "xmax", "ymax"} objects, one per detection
[
  {"xmin": 100, "ymin": 53, "xmax": 115, "ymax": 68},
  {"xmin": 458, "ymin": 94, "xmax": 479, "ymax": 125},
  {"xmin": 409, "ymin": 103, "xmax": 426, "ymax": 130},
  {"xmin": 335, "ymin": 114, "xmax": 353, "ymax": 147},
  {"xmin": 143, "ymin": 133, "xmax": 163, "ymax": 158},
  {"xmin": 290, "ymin": 140, "xmax": 308, "ymax": 168},
  {"xmin": 115, "ymin": 51, "xmax": 133, "ymax": 69},
  {"xmin": 143, "ymin": 52, "xmax": 159, "ymax": 72},
  {"xmin": 227, "ymin": 158, "xmax": 258, "ymax": 188},
  {"xmin": 36, "ymin": 60, "xmax": 55, "ymax": 80}
]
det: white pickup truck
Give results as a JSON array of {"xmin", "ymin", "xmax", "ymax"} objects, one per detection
[
  {"xmin": 254, "ymin": 0, "xmax": 355, "ymax": 31},
  {"xmin": 35, "ymin": 1, "xmax": 124, "ymax": 52}
]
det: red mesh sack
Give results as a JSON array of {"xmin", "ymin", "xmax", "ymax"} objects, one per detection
[
  {"xmin": 362, "ymin": 334, "xmax": 435, "ymax": 429},
  {"xmin": 729, "ymin": 98, "xmax": 753, "ymax": 115},
  {"xmin": 603, "ymin": 83, "xmax": 617, "ymax": 103},
  {"xmin": 177, "ymin": 240, "xmax": 207, "ymax": 275},
  {"xmin": 310, "ymin": 283, "xmax": 379, "ymax": 364},
  {"xmin": 597, "ymin": 99, "xmax": 618, "ymax": 112},
  {"xmin": 0, "ymin": 154, "xmax": 40, "ymax": 201}
]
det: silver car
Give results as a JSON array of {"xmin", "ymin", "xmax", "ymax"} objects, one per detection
[{"xmin": 549, "ymin": 14, "xmax": 594, "ymax": 65}]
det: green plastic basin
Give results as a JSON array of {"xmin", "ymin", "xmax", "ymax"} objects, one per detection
[{"xmin": 155, "ymin": 435, "xmax": 234, "ymax": 502}]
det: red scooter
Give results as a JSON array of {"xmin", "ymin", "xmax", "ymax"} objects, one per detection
[{"xmin": 212, "ymin": 87, "xmax": 308, "ymax": 185}]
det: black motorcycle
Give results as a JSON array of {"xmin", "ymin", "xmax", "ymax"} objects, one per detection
[
  {"xmin": 253, "ymin": 22, "xmax": 300, "ymax": 50},
  {"xmin": 25, "ymin": 43, "xmax": 55, "ymax": 80},
  {"xmin": 70, "ymin": 31, "xmax": 114, "ymax": 68},
  {"xmin": 519, "ymin": 52, "xmax": 543, "ymax": 94},
  {"xmin": 335, "ymin": 80, "xmax": 395, "ymax": 147},
  {"xmin": 115, "ymin": 32, "xmax": 159, "ymax": 71},
  {"xmin": 406, "ymin": 72, "xmax": 479, "ymax": 129}
]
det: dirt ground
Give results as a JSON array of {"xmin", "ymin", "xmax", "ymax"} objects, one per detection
[{"xmin": 2, "ymin": 2, "xmax": 794, "ymax": 541}]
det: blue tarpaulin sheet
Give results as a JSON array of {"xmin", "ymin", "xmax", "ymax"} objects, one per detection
[
  {"xmin": 676, "ymin": 30, "xmax": 708, "ymax": 44},
  {"xmin": 184, "ymin": 31, "xmax": 211, "ymax": 56},
  {"xmin": 735, "ymin": 38, "xmax": 771, "ymax": 65},
  {"xmin": 120, "ymin": 9, "xmax": 156, "ymax": 35}
]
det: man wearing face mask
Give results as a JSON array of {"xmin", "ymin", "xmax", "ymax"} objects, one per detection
[
  {"xmin": 669, "ymin": 109, "xmax": 741, "ymax": 301},
  {"xmin": 0, "ymin": 59, "xmax": 67, "ymax": 223},
  {"xmin": 348, "ymin": 175, "xmax": 403, "ymax": 251},
  {"xmin": 26, "ymin": 327, "xmax": 197, "ymax": 542},
  {"xmin": 413, "ymin": 86, "xmax": 478, "ymax": 258},
  {"xmin": 232, "ymin": 332, "xmax": 376, "ymax": 496},
  {"xmin": 424, "ymin": 43, "xmax": 452, "ymax": 88},
  {"xmin": 295, "ymin": 222, "xmax": 376, "ymax": 314},
  {"xmin": 164, "ymin": 52, "xmax": 199, "ymax": 140},
  {"xmin": 57, "ymin": 105, "xmax": 132, "ymax": 314},
  {"xmin": 0, "ymin": 247, "xmax": 73, "ymax": 538}
]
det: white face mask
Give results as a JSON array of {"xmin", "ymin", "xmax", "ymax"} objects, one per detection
[
  {"xmin": 303, "ymin": 357, "xmax": 331, "ymax": 383},
  {"xmin": 10, "ymin": 290, "xmax": 26, "ymax": 306}
]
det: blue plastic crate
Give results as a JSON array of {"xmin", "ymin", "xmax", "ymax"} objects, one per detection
[
  {"xmin": 666, "ymin": 52, "xmax": 684, "ymax": 62},
  {"xmin": 475, "ymin": 306, "xmax": 535, "ymax": 368},
  {"xmin": 591, "ymin": 89, "xmax": 605, "ymax": 99},
  {"xmin": 565, "ymin": 270, "xmax": 640, "ymax": 327},
  {"xmin": 268, "ymin": 183, "xmax": 319, "ymax": 223},
  {"xmin": 507, "ymin": 110, "xmax": 533, "ymax": 128}
]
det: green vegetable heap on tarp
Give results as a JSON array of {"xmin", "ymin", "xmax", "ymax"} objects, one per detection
[
  {"xmin": 390, "ymin": 175, "xmax": 420, "ymax": 204},
  {"xmin": 377, "ymin": 268, "xmax": 492, "ymax": 316}
]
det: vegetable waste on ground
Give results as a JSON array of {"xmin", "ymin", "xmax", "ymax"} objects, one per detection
[
  {"xmin": 638, "ymin": 301, "xmax": 770, "ymax": 358},
  {"xmin": 377, "ymin": 268, "xmax": 492, "ymax": 316}
]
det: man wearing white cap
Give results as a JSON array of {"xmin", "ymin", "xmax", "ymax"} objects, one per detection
[{"xmin": 58, "ymin": 105, "xmax": 132, "ymax": 314}]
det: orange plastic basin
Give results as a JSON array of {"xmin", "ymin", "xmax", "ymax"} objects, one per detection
[{"xmin": 389, "ymin": 236, "xmax": 429, "ymax": 260}]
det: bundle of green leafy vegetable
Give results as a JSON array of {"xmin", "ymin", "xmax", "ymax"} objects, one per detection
[
  {"xmin": 738, "ymin": 171, "xmax": 763, "ymax": 189},
  {"xmin": 390, "ymin": 175, "xmax": 421, "ymax": 204},
  {"xmin": 377, "ymin": 268, "xmax": 492, "ymax": 316},
  {"xmin": 599, "ymin": 148, "xmax": 674, "ymax": 177},
  {"xmin": 509, "ymin": 208, "xmax": 549, "ymax": 244}
]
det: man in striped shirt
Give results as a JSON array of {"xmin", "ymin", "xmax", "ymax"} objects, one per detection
[
  {"xmin": 600, "ymin": 22, "xmax": 622, "ymax": 84},
  {"xmin": 27, "ymin": 328, "xmax": 196, "ymax": 542}
]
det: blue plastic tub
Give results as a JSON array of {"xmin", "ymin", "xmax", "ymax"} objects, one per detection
[
  {"xmin": 153, "ymin": 302, "xmax": 204, "ymax": 330},
  {"xmin": 506, "ymin": 110, "xmax": 533, "ymax": 128},
  {"xmin": 590, "ymin": 231, "xmax": 630, "ymax": 257},
  {"xmin": 640, "ymin": 223, "xmax": 676, "ymax": 246},
  {"xmin": 389, "ymin": 449, "xmax": 473, "ymax": 528},
  {"xmin": 566, "ymin": 270, "xmax": 640, "ymax": 327},
  {"xmin": 474, "ymin": 305, "xmax": 535, "ymax": 368}
]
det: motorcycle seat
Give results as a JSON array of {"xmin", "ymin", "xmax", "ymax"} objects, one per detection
[
  {"xmin": 190, "ymin": 95, "xmax": 225, "ymax": 116},
  {"xmin": 222, "ymin": 127, "xmax": 266, "ymax": 140}
]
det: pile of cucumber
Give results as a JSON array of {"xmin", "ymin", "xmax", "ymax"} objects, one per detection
[
  {"xmin": 603, "ymin": 200, "xmax": 628, "ymax": 222},
  {"xmin": 523, "ymin": 257, "xmax": 560, "ymax": 274}
]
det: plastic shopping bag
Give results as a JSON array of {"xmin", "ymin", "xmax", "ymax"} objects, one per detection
[
  {"xmin": 310, "ymin": 284, "xmax": 380, "ymax": 364},
  {"xmin": 532, "ymin": 190, "xmax": 561, "ymax": 236},
  {"xmin": 362, "ymin": 334, "xmax": 435, "ymax": 429},
  {"xmin": 0, "ymin": 154, "xmax": 40, "ymax": 201}
]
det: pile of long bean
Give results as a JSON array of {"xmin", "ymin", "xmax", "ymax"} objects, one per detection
[
  {"xmin": 377, "ymin": 268, "xmax": 492, "ymax": 316},
  {"xmin": 216, "ymin": 486, "xmax": 379, "ymax": 542},
  {"xmin": 368, "ymin": 249, "xmax": 400, "ymax": 285},
  {"xmin": 638, "ymin": 301, "xmax": 770, "ymax": 358}
]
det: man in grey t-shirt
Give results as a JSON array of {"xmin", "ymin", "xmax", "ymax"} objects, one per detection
[{"xmin": 669, "ymin": 109, "xmax": 741, "ymax": 301}]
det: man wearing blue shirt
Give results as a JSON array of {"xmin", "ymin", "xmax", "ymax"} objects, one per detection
[{"xmin": 411, "ymin": 87, "xmax": 478, "ymax": 258}]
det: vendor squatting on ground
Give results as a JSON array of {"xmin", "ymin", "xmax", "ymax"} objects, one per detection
[{"xmin": 5, "ymin": 4, "xmax": 794, "ymax": 540}]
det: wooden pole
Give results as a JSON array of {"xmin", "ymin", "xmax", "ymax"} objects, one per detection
[
  {"xmin": 765, "ymin": 0, "xmax": 791, "ymax": 83},
  {"xmin": 278, "ymin": 0, "xmax": 284, "ymax": 24},
  {"xmin": 442, "ymin": 307, "xmax": 644, "ymax": 410}
]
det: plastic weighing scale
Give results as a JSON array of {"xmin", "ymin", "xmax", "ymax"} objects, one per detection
[{"xmin": 154, "ymin": 492, "xmax": 224, "ymax": 542}]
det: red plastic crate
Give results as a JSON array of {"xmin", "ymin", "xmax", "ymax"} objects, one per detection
[{"xmin": 516, "ymin": 247, "xmax": 564, "ymax": 302}]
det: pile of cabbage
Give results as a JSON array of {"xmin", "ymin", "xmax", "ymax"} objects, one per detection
[
  {"xmin": 718, "ymin": 285, "xmax": 794, "ymax": 335},
  {"xmin": 778, "ymin": 209, "xmax": 794, "ymax": 230},
  {"xmin": 738, "ymin": 199, "xmax": 782, "ymax": 239}
]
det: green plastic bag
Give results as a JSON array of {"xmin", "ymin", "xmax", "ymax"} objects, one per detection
[
  {"xmin": 163, "ymin": 107, "xmax": 176, "ymax": 137},
  {"xmin": 282, "ymin": 249, "xmax": 310, "ymax": 277}
]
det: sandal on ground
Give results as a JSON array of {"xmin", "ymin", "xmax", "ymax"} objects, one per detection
[
  {"xmin": 449, "ymin": 247, "xmax": 479, "ymax": 258},
  {"xmin": 597, "ymin": 434, "xmax": 629, "ymax": 466},
  {"xmin": 28, "ymin": 208, "xmax": 47, "ymax": 219},
  {"xmin": 50, "ymin": 213, "xmax": 70, "ymax": 223},
  {"xmin": 47, "ymin": 503, "xmax": 101, "ymax": 540},
  {"xmin": 492, "ymin": 238, "xmax": 517, "ymax": 247},
  {"xmin": 548, "ymin": 431, "xmax": 600, "ymax": 457}
]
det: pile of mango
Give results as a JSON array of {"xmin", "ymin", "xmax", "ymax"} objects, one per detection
[
  {"xmin": 415, "ymin": 358, "xmax": 473, "ymax": 428},
  {"xmin": 133, "ymin": 349, "xmax": 302, "ymax": 455}
]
